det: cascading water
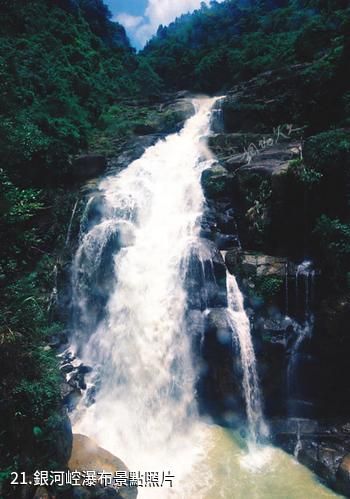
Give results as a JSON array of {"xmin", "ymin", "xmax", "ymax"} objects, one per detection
[
  {"xmin": 71, "ymin": 97, "xmax": 221, "ymax": 496},
  {"xmin": 70, "ymin": 99, "xmax": 339, "ymax": 499},
  {"xmin": 288, "ymin": 260, "xmax": 316, "ymax": 414},
  {"xmin": 226, "ymin": 272, "xmax": 267, "ymax": 446},
  {"xmin": 65, "ymin": 199, "xmax": 79, "ymax": 246}
]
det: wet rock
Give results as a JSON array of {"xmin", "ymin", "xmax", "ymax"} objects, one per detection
[
  {"xmin": 299, "ymin": 441, "xmax": 345, "ymax": 487},
  {"xmin": 63, "ymin": 387, "xmax": 82, "ymax": 412},
  {"xmin": 185, "ymin": 239, "xmax": 227, "ymax": 309},
  {"xmin": 73, "ymin": 155, "xmax": 107, "ymax": 180},
  {"xmin": 68, "ymin": 370, "xmax": 87, "ymax": 390},
  {"xmin": 78, "ymin": 364, "xmax": 93, "ymax": 375},
  {"xmin": 60, "ymin": 349, "xmax": 76, "ymax": 364},
  {"xmin": 61, "ymin": 363, "xmax": 74, "ymax": 374},
  {"xmin": 197, "ymin": 308, "xmax": 244, "ymax": 417}
]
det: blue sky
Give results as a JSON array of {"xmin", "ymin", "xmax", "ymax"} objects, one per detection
[{"xmin": 105, "ymin": 0, "xmax": 223, "ymax": 49}]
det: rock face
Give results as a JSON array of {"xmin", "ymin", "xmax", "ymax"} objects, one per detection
[
  {"xmin": 69, "ymin": 434, "xmax": 128, "ymax": 473},
  {"xmin": 239, "ymin": 252, "xmax": 288, "ymax": 277},
  {"xmin": 73, "ymin": 155, "xmax": 107, "ymax": 180},
  {"xmin": 196, "ymin": 65, "xmax": 350, "ymax": 496},
  {"xmin": 201, "ymin": 164, "xmax": 233, "ymax": 199},
  {"xmin": 68, "ymin": 434, "xmax": 137, "ymax": 499},
  {"xmin": 220, "ymin": 64, "xmax": 310, "ymax": 133},
  {"xmin": 270, "ymin": 419, "xmax": 350, "ymax": 497},
  {"xmin": 159, "ymin": 97, "xmax": 195, "ymax": 131}
]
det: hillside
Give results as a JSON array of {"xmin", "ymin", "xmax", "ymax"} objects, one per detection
[{"xmin": 1, "ymin": 0, "xmax": 350, "ymax": 497}]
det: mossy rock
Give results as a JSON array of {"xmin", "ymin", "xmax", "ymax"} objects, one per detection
[{"xmin": 201, "ymin": 165, "xmax": 233, "ymax": 199}]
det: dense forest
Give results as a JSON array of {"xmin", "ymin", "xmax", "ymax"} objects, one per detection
[
  {"xmin": 0, "ymin": 0, "xmax": 148, "ymax": 484},
  {"xmin": 142, "ymin": 0, "xmax": 350, "ymax": 291},
  {"xmin": 0, "ymin": 0, "xmax": 349, "ymax": 497}
]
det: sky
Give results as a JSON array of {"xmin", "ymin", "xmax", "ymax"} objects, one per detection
[{"xmin": 104, "ymin": 0, "xmax": 222, "ymax": 49}]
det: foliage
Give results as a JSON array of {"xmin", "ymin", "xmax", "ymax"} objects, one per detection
[
  {"xmin": 289, "ymin": 158, "xmax": 323, "ymax": 186},
  {"xmin": 0, "ymin": 0, "xmax": 142, "ymax": 185},
  {"xmin": 143, "ymin": 0, "xmax": 350, "ymax": 96},
  {"xmin": 313, "ymin": 215, "xmax": 350, "ymax": 288},
  {"xmin": 303, "ymin": 129, "xmax": 350, "ymax": 172},
  {"xmin": 0, "ymin": 0, "xmax": 349, "ymax": 484},
  {"xmin": 314, "ymin": 216, "xmax": 350, "ymax": 256},
  {"xmin": 245, "ymin": 178, "xmax": 272, "ymax": 246},
  {"xmin": 255, "ymin": 276, "xmax": 284, "ymax": 301}
]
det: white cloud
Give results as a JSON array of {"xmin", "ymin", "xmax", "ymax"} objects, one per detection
[
  {"xmin": 119, "ymin": 0, "xmax": 223, "ymax": 48},
  {"xmin": 115, "ymin": 13, "xmax": 144, "ymax": 30}
]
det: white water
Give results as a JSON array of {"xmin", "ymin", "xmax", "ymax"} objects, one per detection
[
  {"xmin": 65, "ymin": 199, "xmax": 79, "ymax": 246},
  {"xmin": 72, "ymin": 97, "xmax": 220, "ymax": 496},
  {"xmin": 226, "ymin": 272, "xmax": 267, "ymax": 446},
  {"xmin": 70, "ymin": 98, "xmax": 341, "ymax": 499}
]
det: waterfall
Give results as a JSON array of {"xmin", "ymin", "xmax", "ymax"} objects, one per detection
[
  {"xmin": 71, "ymin": 97, "xmax": 222, "ymax": 494},
  {"xmin": 294, "ymin": 420, "xmax": 302, "ymax": 458},
  {"xmin": 66, "ymin": 99, "xmax": 340, "ymax": 499},
  {"xmin": 288, "ymin": 261, "xmax": 316, "ymax": 412},
  {"xmin": 295, "ymin": 260, "xmax": 315, "ymax": 318},
  {"xmin": 65, "ymin": 199, "xmax": 79, "ymax": 246},
  {"xmin": 226, "ymin": 272, "xmax": 267, "ymax": 446},
  {"xmin": 285, "ymin": 262, "xmax": 289, "ymax": 316}
]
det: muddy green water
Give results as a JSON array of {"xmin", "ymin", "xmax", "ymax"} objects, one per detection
[{"xmin": 171, "ymin": 424, "xmax": 342, "ymax": 499}]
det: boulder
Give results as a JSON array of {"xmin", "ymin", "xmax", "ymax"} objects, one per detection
[
  {"xmin": 160, "ymin": 98, "xmax": 195, "ymax": 130},
  {"xmin": 336, "ymin": 454, "xmax": 350, "ymax": 497},
  {"xmin": 69, "ymin": 434, "xmax": 137, "ymax": 499},
  {"xmin": 73, "ymin": 155, "xmax": 107, "ymax": 180}
]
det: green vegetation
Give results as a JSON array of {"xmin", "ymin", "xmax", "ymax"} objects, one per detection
[
  {"xmin": 303, "ymin": 129, "xmax": 350, "ymax": 172},
  {"xmin": 0, "ymin": 0, "xmax": 148, "ymax": 485},
  {"xmin": 289, "ymin": 158, "xmax": 323, "ymax": 186},
  {"xmin": 143, "ymin": 0, "xmax": 350, "ymax": 98},
  {"xmin": 0, "ymin": 0, "xmax": 349, "ymax": 489},
  {"xmin": 314, "ymin": 215, "xmax": 350, "ymax": 288},
  {"xmin": 243, "ymin": 176, "xmax": 272, "ymax": 247},
  {"xmin": 254, "ymin": 275, "xmax": 284, "ymax": 301}
]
